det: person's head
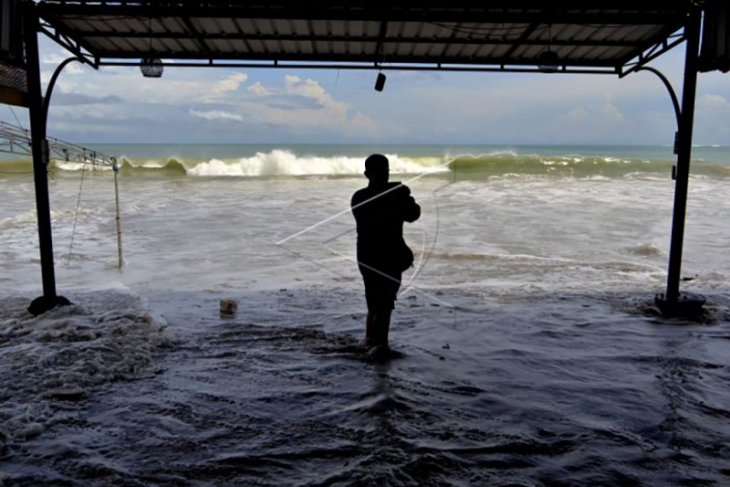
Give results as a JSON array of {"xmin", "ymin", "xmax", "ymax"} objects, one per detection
[{"xmin": 364, "ymin": 154, "xmax": 389, "ymax": 185}]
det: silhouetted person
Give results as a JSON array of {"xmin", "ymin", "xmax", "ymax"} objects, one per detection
[{"xmin": 351, "ymin": 154, "xmax": 420, "ymax": 351}]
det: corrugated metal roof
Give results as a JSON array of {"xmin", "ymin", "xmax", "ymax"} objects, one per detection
[{"xmin": 36, "ymin": 2, "xmax": 693, "ymax": 74}]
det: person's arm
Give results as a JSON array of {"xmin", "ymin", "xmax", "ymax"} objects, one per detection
[
  {"xmin": 400, "ymin": 186, "xmax": 420, "ymax": 223},
  {"xmin": 403, "ymin": 196, "xmax": 420, "ymax": 223}
]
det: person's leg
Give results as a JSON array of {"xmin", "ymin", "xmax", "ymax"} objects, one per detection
[
  {"xmin": 369, "ymin": 270, "xmax": 400, "ymax": 349},
  {"xmin": 373, "ymin": 307, "xmax": 392, "ymax": 348},
  {"xmin": 365, "ymin": 310, "xmax": 377, "ymax": 347},
  {"xmin": 361, "ymin": 266, "xmax": 399, "ymax": 350},
  {"xmin": 361, "ymin": 266, "xmax": 377, "ymax": 347}
]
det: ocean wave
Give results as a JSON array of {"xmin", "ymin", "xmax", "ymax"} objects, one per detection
[
  {"xmin": 111, "ymin": 150, "xmax": 448, "ymax": 177},
  {"xmin": 185, "ymin": 151, "xmax": 448, "ymax": 177},
  {"xmin": 118, "ymin": 156, "xmax": 187, "ymax": 176},
  {"xmin": 447, "ymin": 153, "xmax": 676, "ymax": 178},
  {"xmin": 2, "ymin": 149, "xmax": 729, "ymax": 179}
]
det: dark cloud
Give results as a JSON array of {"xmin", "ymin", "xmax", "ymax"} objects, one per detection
[{"xmin": 52, "ymin": 92, "xmax": 124, "ymax": 106}]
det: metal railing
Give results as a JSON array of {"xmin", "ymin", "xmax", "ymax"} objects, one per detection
[{"xmin": 0, "ymin": 120, "xmax": 124, "ymax": 268}]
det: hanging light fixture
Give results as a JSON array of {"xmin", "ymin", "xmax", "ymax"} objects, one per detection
[
  {"xmin": 140, "ymin": 15, "xmax": 163, "ymax": 78},
  {"xmin": 537, "ymin": 50, "xmax": 559, "ymax": 73},
  {"xmin": 140, "ymin": 58, "xmax": 164, "ymax": 78},
  {"xmin": 537, "ymin": 24, "xmax": 559, "ymax": 73}
]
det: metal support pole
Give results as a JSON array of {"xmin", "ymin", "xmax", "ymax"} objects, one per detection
[
  {"xmin": 656, "ymin": 8, "xmax": 705, "ymax": 316},
  {"xmin": 112, "ymin": 159, "xmax": 124, "ymax": 269},
  {"xmin": 43, "ymin": 57, "xmax": 80, "ymax": 123},
  {"xmin": 23, "ymin": 3, "xmax": 70, "ymax": 315},
  {"xmin": 636, "ymin": 66, "xmax": 681, "ymax": 130}
]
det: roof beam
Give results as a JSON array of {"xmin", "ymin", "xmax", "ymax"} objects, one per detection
[
  {"xmin": 84, "ymin": 49, "xmax": 621, "ymax": 68},
  {"xmin": 70, "ymin": 31, "xmax": 644, "ymax": 48},
  {"xmin": 619, "ymin": 30, "xmax": 686, "ymax": 76},
  {"xmin": 35, "ymin": 2, "xmax": 691, "ymax": 73},
  {"xmin": 38, "ymin": 19, "xmax": 99, "ymax": 67},
  {"xmin": 180, "ymin": 16, "xmax": 211, "ymax": 55},
  {"xmin": 37, "ymin": 4, "xmax": 688, "ymax": 26},
  {"xmin": 502, "ymin": 22, "xmax": 541, "ymax": 59},
  {"xmin": 97, "ymin": 58, "xmax": 619, "ymax": 75}
]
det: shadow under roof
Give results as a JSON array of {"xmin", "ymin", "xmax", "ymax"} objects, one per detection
[{"xmin": 36, "ymin": 1, "xmax": 693, "ymax": 75}]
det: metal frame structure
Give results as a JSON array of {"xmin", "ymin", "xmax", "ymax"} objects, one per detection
[
  {"xmin": 22, "ymin": 2, "xmax": 72, "ymax": 315},
  {"xmin": 10, "ymin": 1, "xmax": 719, "ymax": 315},
  {"xmin": 656, "ymin": 8, "xmax": 705, "ymax": 315},
  {"xmin": 36, "ymin": 2, "xmax": 691, "ymax": 74}
]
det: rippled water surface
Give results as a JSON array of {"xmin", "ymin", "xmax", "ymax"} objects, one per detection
[{"xmin": 2, "ymin": 288, "xmax": 729, "ymax": 486}]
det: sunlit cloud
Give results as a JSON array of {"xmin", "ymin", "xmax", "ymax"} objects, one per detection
[
  {"xmin": 189, "ymin": 109, "xmax": 244, "ymax": 122},
  {"xmin": 234, "ymin": 74, "xmax": 378, "ymax": 136},
  {"xmin": 247, "ymin": 81, "xmax": 271, "ymax": 96},
  {"xmin": 205, "ymin": 72, "xmax": 248, "ymax": 101}
]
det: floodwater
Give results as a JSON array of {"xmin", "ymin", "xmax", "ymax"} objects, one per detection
[{"xmin": 1, "ymin": 146, "xmax": 730, "ymax": 485}]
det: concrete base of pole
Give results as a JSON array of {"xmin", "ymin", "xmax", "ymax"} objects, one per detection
[
  {"xmin": 654, "ymin": 292, "xmax": 706, "ymax": 318},
  {"xmin": 28, "ymin": 295, "xmax": 72, "ymax": 316}
]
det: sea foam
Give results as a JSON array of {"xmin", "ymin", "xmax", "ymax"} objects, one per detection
[
  {"xmin": 0, "ymin": 292, "xmax": 175, "ymax": 443},
  {"xmin": 185, "ymin": 150, "xmax": 448, "ymax": 177}
]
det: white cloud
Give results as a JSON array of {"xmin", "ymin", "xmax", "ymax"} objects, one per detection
[
  {"xmin": 285, "ymin": 75, "xmax": 326, "ymax": 100},
  {"xmin": 247, "ymin": 81, "xmax": 271, "ymax": 96},
  {"xmin": 189, "ymin": 109, "xmax": 244, "ymax": 122},
  {"xmin": 65, "ymin": 63, "xmax": 86, "ymax": 75},
  {"xmin": 287, "ymin": 76, "xmax": 369, "ymax": 127},
  {"xmin": 56, "ymin": 73, "xmax": 210, "ymax": 105},
  {"xmin": 45, "ymin": 59, "xmax": 249, "ymax": 106},
  {"xmin": 283, "ymin": 75, "xmax": 350, "ymax": 115},
  {"xmin": 560, "ymin": 106, "xmax": 589, "ymax": 124},
  {"xmin": 208, "ymin": 73, "xmax": 248, "ymax": 98},
  {"xmin": 41, "ymin": 52, "xmax": 76, "ymax": 65},
  {"xmin": 700, "ymin": 94, "xmax": 730, "ymax": 109},
  {"xmin": 236, "ymin": 74, "xmax": 378, "ymax": 136},
  {"xmin": 602, "ymin": 99, "xmax": 624, "ymax": 122}
]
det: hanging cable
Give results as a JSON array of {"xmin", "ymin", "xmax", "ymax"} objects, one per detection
[
  {"xmin": 8, "ymin": 105, "xmax": 24, "ymax": 128},
  {"xmin": 66, "ymin": 161, "xmax": 87, "ymax": 267},
  {"xmin": 400, "ymin": 186, "xmax": 442, "ymax": 295}
]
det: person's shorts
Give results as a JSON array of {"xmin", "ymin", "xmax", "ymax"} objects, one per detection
[{"xmin": 359, "ymin": 264, "xmax": 402, "ymax": 311}]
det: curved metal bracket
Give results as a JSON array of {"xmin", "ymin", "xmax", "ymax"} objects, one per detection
[
  {"xmin": 636, "ymin": 66, "xmax": 681, "ymax": 130},
  {"xmin": 42, "ymin": 56, "xmax": 81, "ymax": 127}
]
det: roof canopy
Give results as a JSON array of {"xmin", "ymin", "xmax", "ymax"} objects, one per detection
[{"xmin": 36, "ymin": 1, "xmax": 694, "ymax": 76}]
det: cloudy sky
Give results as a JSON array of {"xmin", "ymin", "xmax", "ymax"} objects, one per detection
[{"xmin": 3, "ymin": 34, "xmax": 730, "ymax": 145}]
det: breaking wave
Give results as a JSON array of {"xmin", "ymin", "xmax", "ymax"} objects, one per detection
[
  {"xmin": 182, "ymin": 150, "xmax": 447, "ymax": 177},
  {"xmin": 2, "ymin": 148, "xmax": 730, "ymax": 179}
]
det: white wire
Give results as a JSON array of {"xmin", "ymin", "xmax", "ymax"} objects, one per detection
[{"xmin": 66, "ymin": 162, "xmax": 87, "ymax": 266}]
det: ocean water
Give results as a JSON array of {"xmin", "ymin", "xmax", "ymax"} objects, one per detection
[{"xmin": 1, "ymin": 144, "xmax": 730, "ymax": 485}]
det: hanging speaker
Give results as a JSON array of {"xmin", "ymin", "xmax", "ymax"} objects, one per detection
[{"xmin": 374, "ymin": 72, "xmax": 386, "ymax": 92}]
